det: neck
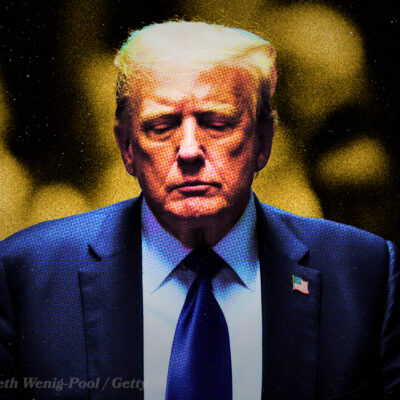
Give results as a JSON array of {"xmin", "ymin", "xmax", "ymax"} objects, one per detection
[
  {"xmin": 167, "ymin": 219, "xmax": 235, "ymax": 249},
  {"xmin": 148, "ymin": 194, "xmax": 251, "ymax": 249}
]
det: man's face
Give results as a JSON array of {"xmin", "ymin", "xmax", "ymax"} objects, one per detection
[{"xmin": 116, "ymin": 64, "xmax": 273, "ymax": 233}]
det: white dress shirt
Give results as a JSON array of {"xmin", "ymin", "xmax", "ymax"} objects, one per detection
[{"xmin": 142, "ymin": 194, "xmax": 262, "ymax": 400}]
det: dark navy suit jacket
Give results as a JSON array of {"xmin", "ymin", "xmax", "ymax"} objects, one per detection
[{"xmin": 0, "ymin": 195, "xmax": 399, "ymax": 399}]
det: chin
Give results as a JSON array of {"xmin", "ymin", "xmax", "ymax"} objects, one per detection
[{"xmin": 166, "ymin": 197, "xmax": 227, "ymax": 223}]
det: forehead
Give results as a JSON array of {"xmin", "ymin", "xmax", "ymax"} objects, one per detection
[{"xmin": 133, "ymin": 64, "xmax": 254, "ymax": 115}]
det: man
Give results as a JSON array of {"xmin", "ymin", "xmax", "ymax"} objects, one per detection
[{"xmin": 0, "ymin": 21, "xmax": 399, "ymax": 400}]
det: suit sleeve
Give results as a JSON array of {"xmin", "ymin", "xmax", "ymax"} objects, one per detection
[
  {"xmin": 381, "ymin": 241, "xmax": 400, "ymax": 399},
  {"xmin": 0, "ymin": 259, "xmax": 21, "ymax": 399}
]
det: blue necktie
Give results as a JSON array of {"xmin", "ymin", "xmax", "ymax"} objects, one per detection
[{"xmin": 165, "ymin": 249, "xmax": 232, "ymax": 400}]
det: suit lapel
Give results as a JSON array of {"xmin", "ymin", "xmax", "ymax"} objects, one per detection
[
  {"xmin": 77, "ymin": 194, "xmax": 320, "ymax": 399},
  {"xmin": 79, "ymin": 196, "xmax": 144, "ymax": 400},
  {"xmin": 255, "ymin": 198, "xmax": 321, "ymax": 400}
]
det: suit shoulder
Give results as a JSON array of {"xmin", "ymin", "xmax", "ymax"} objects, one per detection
[
  {"xmin": 260, "ymin": 202, "xmax": 388, "ymax": 251},
  {"xmin": 0, "ymin": 198, "xmax": 137, "ymax": 259}
]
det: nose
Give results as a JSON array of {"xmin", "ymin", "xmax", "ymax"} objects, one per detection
[{"xmin": 176, "ymin": 117, "xmax": 205, "ymax": 166}]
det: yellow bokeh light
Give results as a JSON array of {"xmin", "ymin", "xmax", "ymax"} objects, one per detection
[
  {"xmin": 253, "ymin": 124, "xmax": 323, "ymax": 218},
  {"xmin": 27, "ymin": 184, "xmax": 91, "ymax": 227},
  {"xmin": 0, "ymin": 151, "xmax": 33, "ymax": 240},
  {"xmin": 316, "ymin": 137, "xmax": 391, "ymax": 186},
  {"xmin": 80, "ymin": 51, "xmax": 120, "ymax": 156},
  {"xmin": 91, "ymin": 159, "xmax": 141, "ymax": 209},
  {"xmin": 271, "ymin": 4, "xmax": 364, "ymax": 79},
  {"xmin": 180, "ymin": 0, "xmax": 263, "ymax": 28},
  {"xmin": 0, "ymin": 77, "xmax": 33, "ymax": 240},
  {"xmin": 263, "ymin": 3, "xmax": 368, "ymax": 130},
  {"xmin": 0, "ymin": 76, "xmax": 10, "ymax": 145}
]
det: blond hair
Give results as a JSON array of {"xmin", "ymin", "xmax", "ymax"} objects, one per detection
[{"xmin": 114, "ymin": 21, "xmax": 277, "ymax": 124}]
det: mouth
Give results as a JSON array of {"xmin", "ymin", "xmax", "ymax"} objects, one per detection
[{"xmin": 168, "ymin": 180, "xmax": 221, "ymax": 193}]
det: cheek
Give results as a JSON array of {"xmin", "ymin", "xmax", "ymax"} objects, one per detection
[
  {"xmin": 131, "ymin": 140, "xmax": 174, "ymax": 181},
  {"xmin": 212, "ymin": 136, "xmax": 256, "ymax": 177}
]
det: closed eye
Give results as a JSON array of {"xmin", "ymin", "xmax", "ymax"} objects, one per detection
[
  {"xmin": 196, "ymin": 112, "xmax": 238, "ymax": 132},
  {"xmin": 141, "ymin": 115, "xmax": 181, "ymax": 136}
]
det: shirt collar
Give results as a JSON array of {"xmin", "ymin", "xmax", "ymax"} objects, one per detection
[
  {"xmin": 141, "ymin": 199, "xmax": 191, "ymax": 293},
  {"xmin": 213, "ymin": 193, "xmax": 258, "ymax": 290},
  {"xmin": 141, "ymin": 193, "xmax": 258, "ymax": 292}
]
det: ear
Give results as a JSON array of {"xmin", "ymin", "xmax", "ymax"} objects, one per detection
[
  {"xmin": 255, "ymin": 119, "xmax": 274, "ymax": 172},
  {"xmin": 114, "ymin": 121, "xmax": 137, "ymax": 176}
]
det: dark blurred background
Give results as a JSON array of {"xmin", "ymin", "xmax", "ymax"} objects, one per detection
[{"xmin": 0, "ymin": 0, "xmax": 399, "ymax": 245}]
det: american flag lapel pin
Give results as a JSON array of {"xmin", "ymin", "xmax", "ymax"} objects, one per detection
[{"xmin": 292, "ymin": 275, "xmax": 310, "ymax": 295}]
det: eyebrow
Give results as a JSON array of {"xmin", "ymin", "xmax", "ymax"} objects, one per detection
[
  {"xmin": 197, "ymin": 103, "xmax": 242, "ymax": 116},
  {"xmin": 139, "ymin": 102, "xmax": 243, "ymax": 122}
]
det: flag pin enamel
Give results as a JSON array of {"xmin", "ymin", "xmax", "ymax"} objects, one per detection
[{"xmin": 292, "ymin": 275, "xmax": 310, "ymax": 295}]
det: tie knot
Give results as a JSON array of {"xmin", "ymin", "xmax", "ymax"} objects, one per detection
[{"xmin": 181, "ymin": 249, "xmax": 226, "ymax": 279}]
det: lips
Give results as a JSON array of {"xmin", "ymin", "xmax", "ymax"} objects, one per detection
[{"xmin": 168, "ymin": 180, "xmax": 220, "ymax": 192}]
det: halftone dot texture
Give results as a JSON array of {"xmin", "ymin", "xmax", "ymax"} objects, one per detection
[
  {"xmin": 213, "ymin": 193, "xmax": 258, "ymax": 301},
  {"xmin": 142, "ymin": 194, "xmax": 261, "ymax": 399},
  {"xmin": 114, "ymin": 21, "xmax": 277, "ymax": 123},
  {"xmin": 166, "ymin": 249, "xmax": 232, "ymax": 400}
]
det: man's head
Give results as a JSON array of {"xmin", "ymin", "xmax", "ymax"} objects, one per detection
[{"xmin": 114, "ymin": 21, "xmax": 277, "ymax": 248}]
